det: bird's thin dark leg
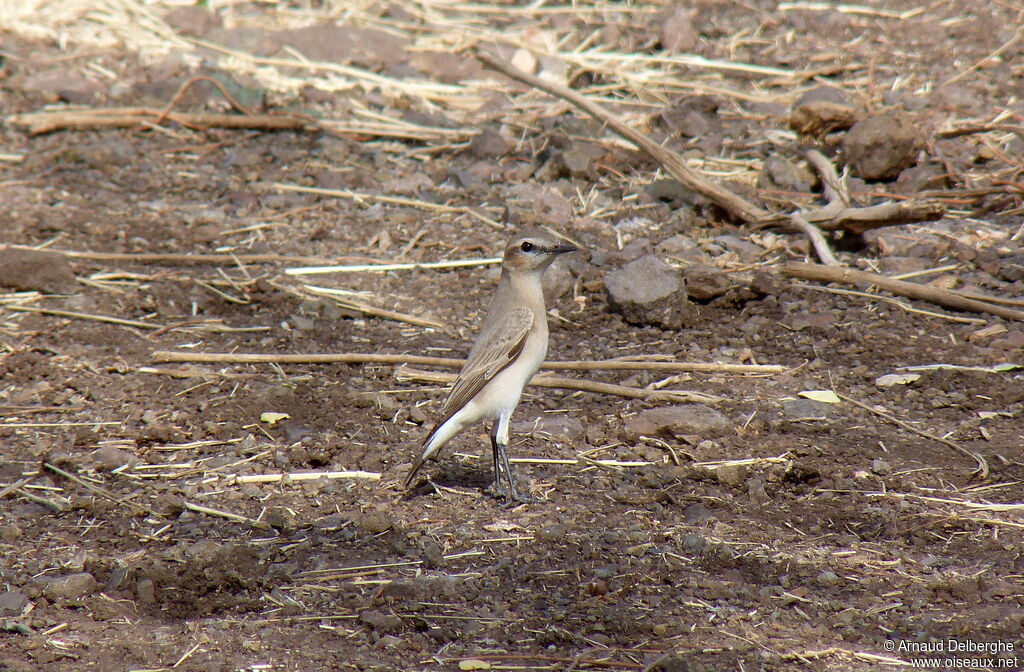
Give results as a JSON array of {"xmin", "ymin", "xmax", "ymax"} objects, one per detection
[
  {"xmin": 487, "ymin": 414, "xmax": 534, "ymax": 503},
  {"xmin": 496, "ymin": 440, "xmax": 534, "ymax": 503},
  {"xmin": 489, "ymin": 425, "xmax": 510, "ymax": 499}
]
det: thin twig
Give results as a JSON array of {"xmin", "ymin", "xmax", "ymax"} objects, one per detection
[
  {"xmin": 43, "ymin": 462, "xmax": 154, "ymax": 516},
  {"xmin": 274, "ymin": 182, "xmax": 503, "ymax": 230},
  {"xmin": 286, "ymin": 258, "xmax": 503, "ymax": 276},
  {"xmin": 9, "ymin": 245, "xmax": 341, "ymax": 266},
  {"xmin": 0, "ymin": 477, "xmax": 33, "ymax": 500},
  {"xmin": 783, "ymin": 262, "xmax": 1024, "ymax": 322},
  {"xmin": 8, "ymin": 108, "xmax": 315, "ymax": 135},
  {"xmin": 395, "ymin": 367, "xmax": 723, "ymax": 404},
  {"xmin": 301, "ymin": 286, "xmax": 444, "ymax": 329},
  {"xmin": 837, "ymin": 394, "xmax": 989, "ymax": 478},
  {"xmin": 6, "ymin": 305, "xmax": 163, "ymax": 330},
  {"xmin": 182, "ymin": 500, "xmax": 271, "ymax": 530},
  {"xmin": 150, "ymin": 350, "xmax": 784, "ymax": 374},
  {"xmin": 797, "ymin": 284, "xmax": 988, "ymax": 325}
]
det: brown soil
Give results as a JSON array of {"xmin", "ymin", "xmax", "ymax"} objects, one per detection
[{"xmin": 1, "ymin": 3, "xmax": 1023, "ymax": 671}]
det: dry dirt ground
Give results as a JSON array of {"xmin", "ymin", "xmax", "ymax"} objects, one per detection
[{"xmin": 2, "ymin": 2, "xmax": 1024, "ymax": 671}]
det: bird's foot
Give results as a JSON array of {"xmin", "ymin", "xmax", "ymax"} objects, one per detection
[{"xmin": 487, "ymin": 480, "xmax": 536, "ymax": 504}]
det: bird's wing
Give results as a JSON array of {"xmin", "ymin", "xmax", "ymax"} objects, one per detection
[
  {"xmin": 440, "ymin": 306, "xmax": 534, "ymax": 420},
  {"xmin": 404, "ymin": 308, "xmax": 535, "ymax": 490}
]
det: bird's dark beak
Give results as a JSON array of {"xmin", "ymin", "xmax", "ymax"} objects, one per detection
[{"xmin": 550, "ymin": 242, "xmax": 578, "ymax": 255}]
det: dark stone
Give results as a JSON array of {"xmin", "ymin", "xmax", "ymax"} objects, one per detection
[
  {"xmin": 625, "ymin": 405, "xmax": 733, "ymax": 440},
  {"xmin": 842, "ymin": 112, "xmax": 920, "ymax": 180},
  {"xmin": 604, "ymin": 255, "xmax": 690, "ymax": 329},
  {"xmin": 0, "ymin": 247, "xmax": 77, "ymax": 293},
  {"xmin": 467, "ymin": 127, "xmax": 511, "ymax": 158}
]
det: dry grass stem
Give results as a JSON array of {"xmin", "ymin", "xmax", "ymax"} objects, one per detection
[
  {"xmin": 6, "ymin": 305, "xmax": 164, "ymax": 329},
  {"xmin": 301, "ymin": 286, "xmax": 444, "ymax": 329},
  {"xmin": 286, "ymin": 258, "xmax": 503, "ymax": 276},
  {"xmin": 182, "ymin": 500, "xmax": 270, "ymax": 530},
  {"xmin": 273, "ymin": 182, "xmax": 502, "ymax": 230},
  {"xmin": 43, "ymin": 462, "xmax": 154, "ymax": 515},
  {"xmin": 229, "ymin": 470, "xmax": 381, "ymax": 484}
]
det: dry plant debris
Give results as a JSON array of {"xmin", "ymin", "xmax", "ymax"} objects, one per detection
[{"xmin": 1, "ymin": 1, "xmax": 1023, "ymax": 671}]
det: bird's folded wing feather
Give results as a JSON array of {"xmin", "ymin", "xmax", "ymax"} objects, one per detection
[{"xmin": 440, "ymin": 307, "xmax": 534, "ymax": 419}]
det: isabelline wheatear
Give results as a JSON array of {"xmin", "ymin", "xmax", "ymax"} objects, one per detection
[{"xmin": 404, "ymin": 229, "xmax": 577, "ymax": 501}]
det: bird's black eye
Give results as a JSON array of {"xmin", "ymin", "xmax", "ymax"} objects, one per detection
[{"xmin": 520, "ymin": 241, "xmax": 534, "ymax": 253}]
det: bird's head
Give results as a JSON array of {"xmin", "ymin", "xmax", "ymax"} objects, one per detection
[{"xmin": 501, "ymin": 229, "xmax": 578, "ymax": 274}]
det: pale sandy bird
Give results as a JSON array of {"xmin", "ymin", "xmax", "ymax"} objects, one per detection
[{"xmin": 404, "ymin": 229, "xmax": 577, "ymax": 501}]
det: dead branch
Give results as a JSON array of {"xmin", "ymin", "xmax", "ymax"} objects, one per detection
[
  {"xmin": 395, "ymin": 367, "xmax": 722, "ymax": 404},
  {"xmin": 473, "ymin": 49, "xmax": 770, "ymax": 223},
  {"xmin": 8, "ymin": 108, "xmax": 315, "ymax": 136},
  {"xmin": 474, "ymin": 48, "xmax": 944, "ymax": 250},
  {"xmin": 790, "ymin": 213, "xmax": 840, "ymax": 266},
  {"xmin": 150, "ymin": 350, "xmax": 785, "ymax": 374},
  {"xmin": 803, "ymin": 200, "xmax": 946, "ymax": 234},
  {"xmin": 782, "ymin": 262, "xmax": 1024, "ymax": 322}
]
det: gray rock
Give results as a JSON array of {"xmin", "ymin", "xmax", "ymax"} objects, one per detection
[
  {"xmin": 468, "ymin": 127, "xmax": 510, "ymax": 158},
  {"xmin": 606, "ymin": 238, "xmax": 653, "ymax": 265},
  {"xmin": 0, "ymin": 247, "xmax": 77, "ymax": 294},
  {"xmin": 136, "ymin": 578, "xmax": 156, "ymax": 604},
  {"xmin": 360, "ymin": 609, "xmax": 403, "ymax": 633},
  {"xmin": 684, "ymin": 503, "xmax": 712, "ymax": 523},
  {"xmin": 759, "ymin": 156, "xmax": 817, "ymax": 193},
  {"xmin": 541, "ymin": 259, "xmax": 574, "ymax": 302},
  {"xmin": 356, "ymin": 511, "xmax": 393, "ymax": 534},
  {"xmin": 625, "ymin": 405, "xmax": 733, "ymax": 440},
  {"xmin": 782, "ymin": 398, "xmax": 837, "ymax": 420},
  {"xmin": 713, "ymin": 234, "xmax": 764, "ymax": 261},
  {"xmin": 40, "ymin": 573, "xmax": 97, "ymax": 600},
  {"xmin": 680, "ymin": 533, "xmax": 707, "ymax": 554},
  {"xmin": 604, "ymin": 255, "xmax": 690, "ymax": 329},
  {"xmin": 90, "ymin": 445, "xmax": 140, "ymax": 471},
  {"xmin": 375, "ymin": 634, "xmax": 403, "ymax": 649},
  {"xmin": 680, "ymin": 263, "xmax": 731, "ymax": 301},
  {"xmin": 22, "ymin": 69, "xmax": 101, "ymax": 104},
  {"xmin": 163, "ymin": 6, "xmax": 222, "ymax": 37},
  {"xmin": 0, "ymin": 590, "xmax": 29, "ymax": 617},
  {"xmin": 715, "ymin": 463, "xmax": 748, "ymax": 486},
  {"xmin": 270, "ymin": 25, "xmax": 409, "ymax": 67},
  {"xmin": 643, "ymin": 179, "xmax": 697, "ymax": 207},
  {"xmin": 895, "ymin": 163, "xmax": 948, "ymax": 193},
  {"xmin": 842, "ymin": 112, "xmax": 920, "ymax": 180},
  {"xmin": 512, "ymin": 415, "xmax": 585, "ymax": 442},
  {"xmin": 656, "ymin": 235, "xmax": 698, "ymax": 257},
  {"xmin": 537, "ymin": 524, "xmax": 568, "ymax": 542},
  {"xmin": 817, "ymin": 570, "xmax": 840, "ymax": 585}
]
